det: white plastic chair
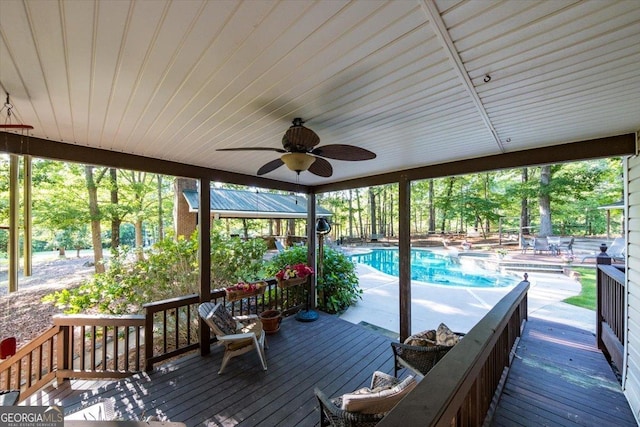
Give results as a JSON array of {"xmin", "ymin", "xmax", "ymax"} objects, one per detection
[{"xmin": 198, "ymin": 302, "xmax": 267, "ymax": 374}]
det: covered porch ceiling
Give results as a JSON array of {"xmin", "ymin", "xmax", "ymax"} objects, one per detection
[{"xmin": 0, "ymin": 0, "xmax": 638, "ymax": 190}]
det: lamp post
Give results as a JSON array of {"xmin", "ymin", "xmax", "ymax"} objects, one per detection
[{"xmin": 296, "ymin": 217, "xmax": 331, "ymax": 322}]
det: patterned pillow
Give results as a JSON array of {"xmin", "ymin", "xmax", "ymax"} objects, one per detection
[
  {"xmin": 404, "ymin": 329, "xmax": 437, "ymax": 347},
  {"xmin": 436, "ymin": 323, "xmax": 460, "ymax": 346},
  {"xmin": 341, "ymin": 375, "xmax": 417, "ymax": 414},
  {"xmin": 209, "ymin": 303, "xmax": 238, "ymax": 335}
]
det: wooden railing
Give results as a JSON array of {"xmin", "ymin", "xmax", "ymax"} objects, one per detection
[
  {"xmin": 379, "ymin": 279, "xmax": 530, "ymax": 427},
  {"xmin": 142, "ymin": 278, "xmax": 306, "ymax": 371},
  {"xmin": 597, "ymin": 264, "xmax": 626, "ymax": 370},
  {"xmin": 0, "ymin": 276, "xmax": 309, "ymax": 401},
  {"xmin": 0, "ymin": 326, "xmax": 59, "ymax": 401},
  {"xmin": 53, "ymin": 315, "xmax": 145, "ymax": 380}
]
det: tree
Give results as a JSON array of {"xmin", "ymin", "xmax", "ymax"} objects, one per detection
[{"xmin": 85, "ymin": 165, "xmax": 107, "ymax": 273}]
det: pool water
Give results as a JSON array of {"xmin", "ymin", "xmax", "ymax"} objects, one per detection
[{"xmin": 350, "ymin": 248, "xmax": 518, "ymax": 288}]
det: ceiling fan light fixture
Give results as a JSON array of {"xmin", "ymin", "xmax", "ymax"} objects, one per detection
[{"xmin": 281, "ymin": 152, "xmax": 316, "ymax": 173}]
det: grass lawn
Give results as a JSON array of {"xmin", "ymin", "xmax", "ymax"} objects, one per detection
[{"xmin": 563, "ymin": 267, "xmax": 596, "ymax": 310}]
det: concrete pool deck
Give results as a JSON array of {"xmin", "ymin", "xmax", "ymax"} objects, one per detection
[{"xmin": 339, "ymin": 261, "xmax": 595, "ymax": 337}]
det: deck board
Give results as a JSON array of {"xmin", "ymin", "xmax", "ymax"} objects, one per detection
[
  {"xmin": 491, "ymin": 317, "xmax": 636, "ymax": 426},
  {"xmin": 23, "ymin": 312, "xmax": 396, "ymax": 426}
]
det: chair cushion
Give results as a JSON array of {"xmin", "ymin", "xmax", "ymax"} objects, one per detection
[
  {"xmin": 208, "ymin": 304, "xmax": 237, "ymax": 335},
  {"xmin": 404, "ymin": 329, "xmax": 436, "ymax": 347},
  {"xmin": 341, "ymin": 375, "xmax": 417, "ymax": 414},
  {"xmin": 436, "ymin": 323, "xmax": 460, "ymax": 346}
]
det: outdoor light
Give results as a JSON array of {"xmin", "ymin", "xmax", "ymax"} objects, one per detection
[
  {"xmin": 316, "ymin": 217, "xmax": 331, "ymax": 235},
  {"xmin": 280, "ymin": 153, "xmax": 316, "ymax": 173}
]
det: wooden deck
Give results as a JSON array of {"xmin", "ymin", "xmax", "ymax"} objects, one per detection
[
  {"xmin": 21, "ymin": 313, "xmax": 638, "ymax": 426},
  {"xmin": 23, "ymin": 312, "xmax": 395, "ymax": 426},
  {"xmin": 491, "ymin": 317, "xmax": 637, "ymax": 426}
]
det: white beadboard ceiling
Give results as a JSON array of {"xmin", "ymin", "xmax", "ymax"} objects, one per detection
[{"xmin": 1, "ymin": 0, "xmax": 639, "ymax": 186}]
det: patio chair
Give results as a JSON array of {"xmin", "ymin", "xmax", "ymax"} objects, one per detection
[
  {"xmin": 314, "ymin": 371, "xmax": 417, "ymax": 427},
  {"xmin": 520, "ymin": 236, "xmax": 533, "ymax": 254},
  {"xmin": 533, "ymin": 237, "xmax": 550, "ymax": 254},
  {"xmin": 198, "ymin": 302, "xmax": 267, "ymax": 374},
  {"xmin": 558, "ymin": 237, "xmax": 575, "ymax": 255},
  {"xmin": 391, "ymin": 324, "xmax": 464, "ymax": 378},
  {"xmin": 581, "ymin": 237, "xmax": 626, "ymax": 263}
]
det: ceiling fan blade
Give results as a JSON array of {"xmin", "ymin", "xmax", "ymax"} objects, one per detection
[
  {"xmin": 257, "ymin": 158, "xmax": 284, "ymax": 175},
  {"xmin": 308, "ymin": 157, "xmax": 333, "ymax": 177},
  {"xmin": 217, "ymin": 147, "xmax": 286, "ymax": 153},
  {"xmin": 310, "ymin": 144, "xmax": 376, "ymax": 161}
]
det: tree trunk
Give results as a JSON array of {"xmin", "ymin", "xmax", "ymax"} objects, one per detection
[
  {"xmin": 135, "ymin": 218, "xmax": 144, "ymax": 261},
  {"xmin": 157, "ymin": 174, "xmax": 164, "ymax": 241},
  {"xmin": 440, "ymin": 177, "xmax": 455, "ymax": 232},
  {"xmin": 369, "ymin": 188, "xmax": 377, "ymax": 237},
  {"xmin": 348, "ymin": 189, "xmax": 354, "ymax": 238},
  {"xmin": 538, "ymin": 165, "xmax": 553, "ymax": 236},
  {"xmin": 428, "ymin": 180, "xmax": 435, "ymax": 233},
  {"xmin": 520, "ymin": 168, "xmax": 529, "ymax": 235},
  {"xmin": 85, "ymin": 165, "xmax": 105, "ymax": 273},
  {"xmin": 355, "ymin": 188, "xmax": 364, "ymax": 238},
  {"xmin": 110, "ymin": 168, "xmax": 120, "ymax": 249}
]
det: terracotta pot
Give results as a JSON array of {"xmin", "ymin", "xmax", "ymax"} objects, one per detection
[{"xmin": 259, "ymin": 310, "xmax": 282, "ymax": 334}]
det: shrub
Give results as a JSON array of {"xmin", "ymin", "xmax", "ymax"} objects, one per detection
[{"xmin": 44, "ymin": 230, "xmax": 267, "ymax": 314}]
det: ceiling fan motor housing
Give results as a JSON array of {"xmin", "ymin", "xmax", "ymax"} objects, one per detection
[{"xmin": 282, "ymin": 124, "xmax": 320, "ymax": 152}]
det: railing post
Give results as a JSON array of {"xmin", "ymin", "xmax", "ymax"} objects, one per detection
[
  {"xmin": 56, "ymin": 325, "xmax": 70, "ymax": 383},
  {"xmin": 596, "ymin": 244, "xmax": 610, "ymax": 351},
  {"xmin": 144, "ymin": 306, "xmax": 154, "ymax": 372}
]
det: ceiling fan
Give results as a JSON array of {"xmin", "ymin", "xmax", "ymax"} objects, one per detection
[{"xmin": 216, "ymin": 118, "xmax": 376, "ymax": 177}]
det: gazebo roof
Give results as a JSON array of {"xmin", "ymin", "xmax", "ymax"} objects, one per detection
[
  {"xmin": 598, "ymin": 200, "xmax": 624, "ymax": 210},
  {"xmin": 182, "ymin": 188, "xmax": 332, "ymax": 219}
]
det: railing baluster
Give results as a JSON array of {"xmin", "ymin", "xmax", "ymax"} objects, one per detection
[
  {"xmin": 163, "ymin": 310, "xmax": 167, "ymax": 354},
  {"xmin": 174, "ymin": 309, "xmax": 179, "ymax": 352},
  {"xmin": 91, "ymin": 326, "xmax": 96, "ymax": 371},
  {"xmin": 102, "ymin": 326, "xmax": 107, "ymax": 371},
  {"xmin": 124, "ymin": 325, "xmax": 131, "ymax": 372},
  {"xmin": 113, "ymin": 326, "xmax": 119, "ymax": 372}
]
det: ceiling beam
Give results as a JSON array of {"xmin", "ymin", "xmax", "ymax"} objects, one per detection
[
  {"xmin": 420, "ymin": 0, "xmax": 504, "ymax": 153},
  {"xmin": 0, "ymin": 132, "xmax": 303, "ymax": 193},
  {"xmin": 312, "ymin": 133, "xmax": 637, "ymax": 193}
]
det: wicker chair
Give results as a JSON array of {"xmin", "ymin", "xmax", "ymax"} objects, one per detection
[
  {"xmin": 314, "ymin": 371, "xmax": 415, "ymax": 427},
  {"xmin": 391, "ymin": 332, "xmax": 465, "ymax": 377}
]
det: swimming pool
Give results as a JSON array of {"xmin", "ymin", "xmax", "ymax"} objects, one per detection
[{"xmin": 350, "ymin": 248, "xmax": 518, "ymax": 288}]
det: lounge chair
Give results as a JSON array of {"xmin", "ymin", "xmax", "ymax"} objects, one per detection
[
  {"xmin": 581, "ymin": 237, "xmax": 626, "ymax": 263},
  {"xmin": 198, "ymin": 302, "xmax": 267, "ymax": 374}
]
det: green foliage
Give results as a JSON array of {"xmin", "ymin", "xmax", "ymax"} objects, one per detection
[
  {"xmin": 43, "ymin": 230, "xmax": 268, "ymax": 314},
  {"xmin": 317, "ymin": 248, "xmax": 362, "ymax": 314},
  {"xmin": 563, "ymin": 267, "xmax": 596, "ymax": 310},
  {"xmin": 264, "ymin": 245, "xmax": 361, "ymax": 314}
]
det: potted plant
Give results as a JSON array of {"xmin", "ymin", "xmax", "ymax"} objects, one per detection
[
  {"xmin": 276, "ymin": 263, "xmax": 314, "ymax": 288},
  {"xmin": 259, "ymin": 309, "xmax": 282, "ymax": 334},
  {"xmin": 225, "ymin": 281, "xmax": 266, "ymax": 302}
]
